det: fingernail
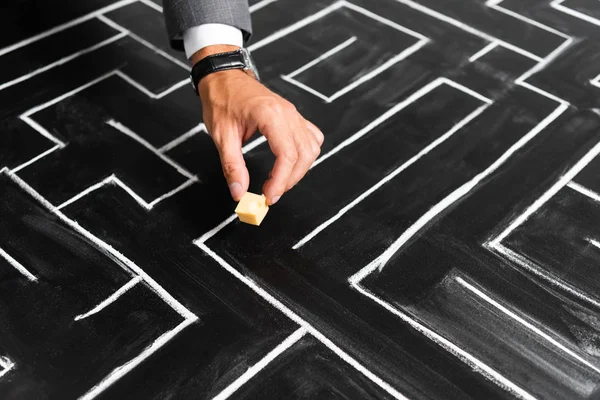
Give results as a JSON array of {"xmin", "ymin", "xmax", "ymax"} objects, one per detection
[
  {"xmin": 271, "ymin": 196, "xmax": 281, "ymax": 205},
  {"xmin": 229, "ymin": 183, "xmax": 243, "ymax": 200}
]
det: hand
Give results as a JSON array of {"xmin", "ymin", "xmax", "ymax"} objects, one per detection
[{"xmin": 194, "ymin": 45, "xmax": 324, "ymax": 205}]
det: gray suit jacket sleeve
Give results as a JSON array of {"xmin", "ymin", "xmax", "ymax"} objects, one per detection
[{"xmin": 163, "ymin": 0, "xmax": 252, "ymax": 51}]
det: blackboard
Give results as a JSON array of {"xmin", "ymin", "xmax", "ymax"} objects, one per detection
[{"xmin": 1, "ymin": 0, "xmax": 600, "ymax": 398}]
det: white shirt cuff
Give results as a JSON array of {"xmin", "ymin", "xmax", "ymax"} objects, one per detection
[{"xmin": 183, "ymin": 24, "xmax": 244, "ymax": 60}]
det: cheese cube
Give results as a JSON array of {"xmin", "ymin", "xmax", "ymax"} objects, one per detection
[{"xmin": 235, "ymin": 192, "xmax": 269, "ymax": 226}]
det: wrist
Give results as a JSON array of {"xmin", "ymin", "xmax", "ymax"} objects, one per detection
[
  {"xmin": 198, "ymin": 69, "xmax": 246, "ymax": 100},
  {"xmin": 191, "ymin": 44, "xmax": 240, "ymax": 66},
  {"xmin": 192, "ymin": 45, "xmax": 244, "ymax": 96}
]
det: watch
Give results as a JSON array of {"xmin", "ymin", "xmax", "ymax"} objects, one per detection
[{"xmin": 190, "ymin": 48, "xmax": 260, "ymax": 95}]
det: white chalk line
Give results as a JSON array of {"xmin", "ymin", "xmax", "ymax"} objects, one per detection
[
  {"xmin": 212, "ymin": 327, "xmax": 307, "ymax": 400},
  {"xmin": 0, "ymin": 356, "xmax": 13, "ymax": 369},
  {"xmin": 488, "ymin": 137, "xmax": 600, "ymax": 248},
  {"xmin": 111, "ymin": 176, "xmax": 156, "ymax": 209},
  {"xmin": 194, "ymin": 242, "xmax": 407, "ymax": 399},
  {"xmin": 566, "ymin": 181, "xmax": 600, "ymax": 204},
  {"xmin": 158, "ymin": 123, "xmax": 206, "ymax": 153},
  {"xmin": 203, "ymin": 77, "xmax": 457, "ymax": 244},
  {"xmin": 341, "ymin": 0, "xmax": 428, "ymax": 41},
  {"xmin": 352, "ymin": 102, "xmax": 568, "ymax": 283},
  {"xmin": 352, "ymin": 282, "xmax": 535, "ymax": 400},
  {"xmin": 79, "ymin": 317, "xmax": 195, "ymax": 400},
  {"xmin": 0, "ymin": 0, "xmax": 137, "ymax": 57},
  {"xmin": 590, "ymin": 74, "xmax": 600, "ymax": 88},
  {"xmin": 114, "ymin": 70, "xmax": 189, "ymax": 99},
  {"xmin": 249, "ymin": 0, "xmax": 427, "ymax": 51},
  {"xmin": 148, "ymin": 178, "xmax": 197, "ymax": 207},
  {"xmin": 97, "ymin": 14, "xmax": 189, "ymax": 70},
  {"xmin": 4, "ymin": 169, "xmax": 196, "ymax": 319},
  {"xmin": 195, "ymin": 214, "xmax": 238, "ymax": 245},
  {"xmin": 515, "ymin": 38, "xmax": 574, "ymax": 86},
  {"xmin": 392, "ymin": 0, "xmax": 541, "ymax": 61},
  {"xmin": 106, "ymin": 119, "xmax": 199, "ymax": 181},
  {"xmin": 456, "ymin": 276, "xmax": 600, "ymax": 374},
  {"xmin": 249, "ymin": 0, "xmax": 279, "ymax": 13},
  {"xmin": 138, "ymin": 0, "xmax": 163, "ymax": 13},
  {"xmin": 482, "ymin": 142, "xmax": 600, "ymax": 310},
  {"xmin": 442, "ymin": 78, "xmax": 494, "ymax": 104},
  {"xmin": 341, "ymin": 0, "xmax": 429, "ymax": 41},
  {"xmin": 469, "ymin": 40, "xmax": 499, "ymax": 63},
  {"xmin": 197, "ymin": 2, "xmax": 572, "ymax": 397},
  {"xmin": 317, "ymin": 77, "xmax": 490, "ymax": 170},
  {"xmin": 0, "ymin": 6, "xmax": 185, "ymax": 100},
  {"xmin": 18, "ymin": 70, "xmax": 192, "ymax": 171},
  {"xmin": 0, "ymin": 32, "xmax": 127, "ymax": 92},
  {"xmin": 394, "ymin": 0, "xmax": 574, "ymax": 88},
  {"xmin": 517, "ymin": 81, "xmax": 568, "ymax": 106},
  {"xmin": 248, "ymin": 0, "xmax": 548, "ymax": 151},
  {"xmin": 21, "ymin": 70, "xmax": 118, "ymax": 119},
  {"xmin": 242, "ymin": 136, "xmax": 268, "ymax": 154},
  {"xmin": 486, "ymin": 0, "xmax": 570, "ymax": 40},
  {"xmin": 276, "ymin": 1, "xmax": 430, "ymax": 103},
  {"xmin": 20, "ymin": 116, "xmax": 67, "ymax": 149},
  {"xmin": 551, "ymin": 0, "xmax": 600, "ymax": 27},
  {"xmin": 0, "ymin": 357, "xmax": 14, "ymax": 379},
  {"xmin": 203, "ymin": 77, "xmax": 491, "ymax": 249},
  {"xmin": 249, "ymin": 0, "xmax": 568, "ymax": 155},
  {"xmin": 586, "ymin": 238, "xmax": 600, "ymax": 254},
  {"xmin": 284, "ymin": 40, "xmax": 433, "ymax": 102},
  {"xmin": 11, "ymin": 145, "xmax": 61, "ymax": 173},
  {"xmin": 0, "ymin": 2, "xmax": 580, "ymax": 396},
  {"xmin": 286, "ymin": 36, "xmax": 358, "ymax": 79},
  {"xmin": 75, "ymin": 276, "xmax": 143, "ymax": 321},
  {"xmin": 280, "ymin": 75, "xmax": 330, "ymax": 102},
  {"xmin": 491, "ymin": 243, "xmax": 600, "ymax": 310},
  {"xmin": 0, "ymin": 247, "xmax": 38, "ymax": 281},
  {"xmin": 3, "ymin": 168, "xmax": 198, "ymax": 398},
  {"xmin": 315, "ymin": 78, "xmax": 442, "ymax": 165},
  {"xmin": 57, "ymin": 174, "xmax": 196, "ymax": 212},
  {"xmin": 329, "ymin": 38, "xmax": 429, "ymax": 103},
  {"xmin": 56, "ymin": 176, "xmax": 114, "ymax": 210},
  {"xmin": 397, "ymin": 0, "xmax": 573, "ymax": 104},
  {"xmin": 349, "ymin": 0, "xmax": 574, "ymax": 277},
  {"xmin": 294, "ymin": 97, "xmax": 490, "ymax": 249},
  {"xmin": 248, "ymin": 2, "xmax": 344, "ymax": 51}
]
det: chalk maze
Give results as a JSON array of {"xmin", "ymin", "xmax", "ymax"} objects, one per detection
[
  {"xmin": 205, "ymin": 0, "xmax": 600, "ymax": 399},
  {"xmin": 0, "ymin": 1, "xmax": 200, "ymax": 398},
  {"xmin": 2, "ymin": 0, "xmax": 600, "ymax": 398},
  {"xmin": 0, "ymin": 357, "xmax": 14, "ymax": 380}
]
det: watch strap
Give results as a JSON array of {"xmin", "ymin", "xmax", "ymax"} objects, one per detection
[{"xmin": 190, "ymin": 50, "xmax": 246, "ymax": 95}]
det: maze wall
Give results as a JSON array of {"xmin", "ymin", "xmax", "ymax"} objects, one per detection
[{"xmin": 2, "ymin": 0, "xmax": 600, "ymax": 398}]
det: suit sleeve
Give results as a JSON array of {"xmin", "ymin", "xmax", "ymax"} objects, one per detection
[{"xmin": 163, "ymin": 0, "xmax": 252, "ymax": 51}]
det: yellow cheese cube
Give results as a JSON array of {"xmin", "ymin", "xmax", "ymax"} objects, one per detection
[{"xmin": 235, "ymin": 192, "xmax": 269, "ymax": 226}]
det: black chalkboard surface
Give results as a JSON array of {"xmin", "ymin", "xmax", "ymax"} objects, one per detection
[{"xmin": 2, "ymin": 0, "xmax": 600, "ymax": 398}]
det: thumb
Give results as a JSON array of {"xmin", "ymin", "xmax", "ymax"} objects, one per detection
[{"xmin": 216, "ymin": 133, "xmax": 250, "ymax": 201}]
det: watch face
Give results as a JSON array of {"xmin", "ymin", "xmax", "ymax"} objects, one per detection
[{"xmin": 241, "ymin": 48, "xmax": 260, "ymax": 81}]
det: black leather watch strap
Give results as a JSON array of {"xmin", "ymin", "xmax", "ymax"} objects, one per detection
[{"xmin": 190, "ymin": 50, "xmax": 246, "ymax": 95}]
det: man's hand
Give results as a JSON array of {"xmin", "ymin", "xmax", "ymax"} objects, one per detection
[{"xmin": 194, "ymin": 45, "xmax": 324, "ymax": 205}]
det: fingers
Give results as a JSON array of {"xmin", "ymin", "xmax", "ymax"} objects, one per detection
[
  {"xmin": 304, "ymin": 119, "xmax": 325, "ymax": 146},
  {"xmin": 259, "ymin": 105, "xmax": 323, "ymax": 205},
  {"xmin": 214, "ymin": 131, "xmax": 250, "ymax": 201},
  {"xmin": 262, "ymin": 125, "xmax": 298, "ymax": 205},
  {"xmin": 286, "ymin": 117, "xmax": 321, "ymax": 191}
]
